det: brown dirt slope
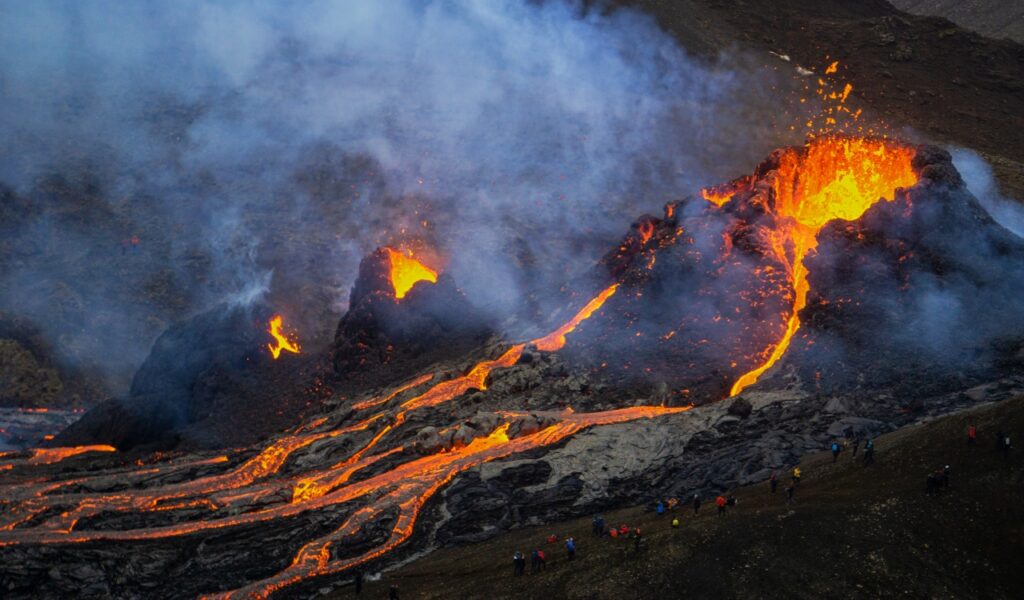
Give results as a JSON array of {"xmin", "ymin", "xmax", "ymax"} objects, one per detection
[
  {"xmin": 889, "ymin": 0, "xmax": 1024, "ymax": 44},
  {"xmin": 623, "ymin": 0, "xmax": 1024, "ymax": 199},
  {"xmin": 342, "ymin": 396, "xmax": 1024, "ymax": 599}
]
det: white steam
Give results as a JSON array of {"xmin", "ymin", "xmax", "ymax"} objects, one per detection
[{"xmin": 0, "ymin": 0, "xmax": 802, "ymax": 393}]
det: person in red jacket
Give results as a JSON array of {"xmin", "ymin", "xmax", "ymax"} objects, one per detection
[
  {"xmin": 967, "ymin": 424, "xmax": 977, "ymax": 447},
  {"xmin": 715, "ymin": 495, "xmax": 727, "ymax": 516}
]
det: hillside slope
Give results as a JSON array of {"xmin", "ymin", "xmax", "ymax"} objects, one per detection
[
  {"xmin": 343, "ymin": 396, "xmax": 1024, "ymax": 599},
  {"xmin": 623, "ymin": 0, "xmax": 1024, "ymax": 199},
  {"xmin": 889, "ymin": 0, "xmax": 1024, "ymax": 44}
]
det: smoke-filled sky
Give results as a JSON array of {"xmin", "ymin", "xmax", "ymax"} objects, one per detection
[{"xmin": 1, "ymin": 0, "xmax": 816, "ymax": 394}]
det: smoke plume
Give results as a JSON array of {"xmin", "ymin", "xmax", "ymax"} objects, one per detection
[{"xmin": 0, "ymin": 0, "xmax": 804, "ymax": 395}]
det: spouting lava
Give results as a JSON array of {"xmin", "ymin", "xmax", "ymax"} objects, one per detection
[
  {"xmin": 266, "ymin": 315, "xmax": 301, "ymax": 360},
  {"xmin": 5, "ymin": 136, "xmax": 1021, "ymax": 600},
  {"xmin": 383, "ymin": 247, "xmax": 438, "ymax": 299},
  {"xmin": 720, "ymin": 136, "xmax": 918, "ymax": 395}
]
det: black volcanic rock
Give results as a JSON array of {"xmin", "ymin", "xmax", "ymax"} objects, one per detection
[
  {"xmin": 53, "ymin": 302, "xmax": 319, "ymax": 450},
  {"xmin": 333, "ymin": 248, "xmax": 492, "ymax": 386}
]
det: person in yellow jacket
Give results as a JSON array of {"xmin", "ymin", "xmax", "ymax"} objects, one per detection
[
  {"xmin": 671, "ymin": 517, "xmax": 680, "ymax": 528},
  {"xmin": 792, "ymin": 466, "xmax": 802, "ymax": 485}
]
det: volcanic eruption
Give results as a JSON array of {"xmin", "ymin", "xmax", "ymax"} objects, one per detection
[
  {"xmin": 266, "ymin": 315, "xmax": 301, "ymax": 360},
  {"xmin": 1, "ymin": 3, "xmax": 1023, "ymax": 596},
  {"xmin": 383, "ymin": 247, "xmax": 438, "ymax": 300},
  {"xmin": 713, "ymin": 136, "xmax": 919, "ymax": 395},
  {"xmin": 1, "ymin": 134, "xmax": 1022, "ymax": 598}
]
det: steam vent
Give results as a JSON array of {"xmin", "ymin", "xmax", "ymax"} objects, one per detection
[{"xmin": 2, "ymin": 2, "xmax": 1023, "ymax": 599}]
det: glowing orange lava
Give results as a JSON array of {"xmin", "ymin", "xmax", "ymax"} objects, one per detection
[
  {"xmin": 26, "ymin": 445, "xmax": 116, "ymax": 465},
  {"xmin": 0, "ymin": 284, "xmax": 675, "ymax": 599},
  {"xmin": 266, "ymin": 315, "xmax": 301, "ymax": 360},
  {"xmin": 729, "ymin": 136, "xmax": 917, "ymax": 395},
  {"xmin": 384, "ymin": 247, "xmax": 438, "ymax": 299},
  {"xmin": 701, "ymin": 176, "xmax": 752, "ymax": 207},
  {"xmin": 532, "ymin": 284, "xmax": 619, "ymax": 352}
]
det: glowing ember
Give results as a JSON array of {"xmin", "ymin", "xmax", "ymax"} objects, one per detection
[
  {"xmin": 638, "ymin": 221, "xmax": 655, "ymax": 244},
  {"xmin": 729, "ymin": 136, "xmax": 917, "ymax": 395},
  {"xmin": 532, "ymin": 284, "xmax": 619, "ymax": 352},
  {"xmin": 384, "ymin": 247, "xmax": 438, "ymax": 299},
  {"xmin": 266, "ymin": 315, "xmax": 301, "ymax": 360}
]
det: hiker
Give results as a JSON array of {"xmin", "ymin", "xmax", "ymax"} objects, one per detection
[
  {"xmin": 619, "ymin": 524, "xmax": 630, "ymax": 537},
  {"xmin": 530, "ymin": 549, "xmax": 540, "ymax": 573},
  {"xmin": 715, "ymin": 495, "xmax": 727, "ymax": 516},
  {"xmin": 566, "ymin": 537, "xmax": 576, "ymax": 561},
  {"xmin": 609, "ymin": 527, "xmax": 618, "ymax": 539},
  {"xmin": 792, "ymin": 466, "xmax": 802, "ymax": 485},
  {"xmin": 692, "ymin": 493, "xmax": 702, "ymax": 514},
  {"xmin": 537, "ymin": 549, "xmax": 546, "ymax": 571},
  {"xmin": 1003, "ymin": 434, "xmax": 1012, "ymax": 458},
  {"xmin": 941, "ymin": 465, "xmax": 951, "ymax": 488},
  {"xmin": 656, "ymin": 500, "xmax": 665, "ymax": 516},
  {"xmin": 726, "ymin": 494, "xmax": 737, "ymax": 508},
  {"xmin": 592, "ymin": 515, "xmax": 604, "ymax": 536},
  {"xmin": 388, "ymin": 585, "xmax": 399, "ymax": 600},
  {"xmin": 671, "ymin": 517, "xmax": 680, "ymax": 528},
  {"xmin": 667, "ymin": 497, "xmax": 679, "ymax": 511},
  {"xmin": 831, "ymin": 441, "xmax": 841, "ymax": 464},
  {"xmin": 786, "ymin": 484, "xmax": 795, "ymax": 504},
  {"xmin": 926, "ymin": 471, "xmax": 940, "ymax": 495},
  {"xmin": 513, "ymin": 552, "xmax": 525, "ymax": 576},
  {"xmin": 547, "ymin": 533, "xmax": 557, "ymax": 544},
  {"xmin": 769, "ymin": 471, "xmax": 778, "ymax": 493},
  {"xmin": 852, "ymin": 437, "xmax": 861, "ymax": 457},
  {"xmin": 354, "ymin": 570, "xmax": 363, "ymax": 594},
  {"xmin": 632, "ymin": 527, "xmax": 642, "ymax": 552},
  {"xmin": 996, "ymin": 430, "xmax": 1005, "ymax": 453},
  {"xmin": 967, "ymin": 425, "xmax": 977, "ymax": 447},
  {"xmin": 863, "ymin": 439, "xmax": 875, "ymax": 465}
]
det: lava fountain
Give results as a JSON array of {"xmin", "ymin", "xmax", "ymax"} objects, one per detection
[
  {"xmin": 714, "ymin": 136, "xmax": 919, "ymax": 395},
  {"xmin": 266, "ymin": 315, "xmax": 301, "ymax": 360},
  {"xmin": 384, "ymin": 247, "xmax": 438, "ymax": 299}
]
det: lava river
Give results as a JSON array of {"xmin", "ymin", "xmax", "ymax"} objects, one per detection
[
  {"xmin": 0, "ymin": 282, "xmax": 687, "ymax": 598},
  {"xmin": 0, "ymin": 135, "xmax": 923, "ymax": 597}
]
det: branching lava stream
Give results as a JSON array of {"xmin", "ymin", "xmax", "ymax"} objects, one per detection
[{"xmin": 0, "ymin": 281, "xmax": 685, "ymax": 599}]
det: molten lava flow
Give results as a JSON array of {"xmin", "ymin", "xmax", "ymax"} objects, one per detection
[
  {"xmin": 701, "ymin": 176, "xmax": 752, "ymax": 207},
  {"xmin": 638, "ymin": 220, "xmax": 655, "ymax": 244},
  {"xmin": 266, "ymin": 315, "xmax": 301, "ymax": 360},
  {"xmin": 26, "ymin": 445, "xmax": 116, "ymax": 465},
  {"xmin": 384, "ymin": 247, "xmax": 438, "ymax": 299},
  {"xmin": 532, "ymin": 284, "xmax": 619, "ymax": 352},
  {"xmin": 729, "ymin": 137, "xmax": 917, "ymax": 395},
  {"xmin": 0, "ymin": 284, "xmax": 677, "ymax": 597}
]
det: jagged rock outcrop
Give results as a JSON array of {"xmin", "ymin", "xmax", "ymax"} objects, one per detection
[
  {"xmin": 333, "ymin": 248, "xmax": 492, "ymax": 387},
  {"xmin": 52, "ymin": 302, "xmax": 318, "ymax": 450}
]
